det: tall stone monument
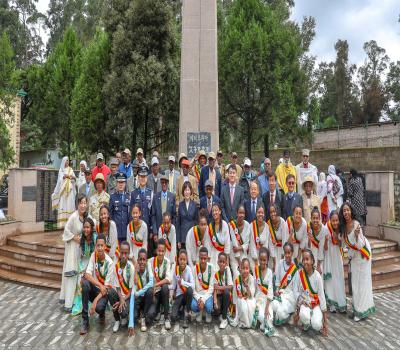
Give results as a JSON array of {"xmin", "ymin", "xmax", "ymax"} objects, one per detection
[{"xmin": 179, "ymin": 0, "xmax": 219, "ymax": 158}]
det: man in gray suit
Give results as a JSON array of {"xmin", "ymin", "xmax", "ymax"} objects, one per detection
[
  {"xmin": 151, "ymin": 175, "xmax": 176, "ymax": 236},
  {"xmin": 220, "ymin": 164, "xmax": 244, "ymax": 222},
  {"xmin": 163, "ymin": 155, "xmax": 180, "ymax": 195},
  {"xmin": 147, "ymin": 156, "xmax": 162, "ymax": 193},
  {"xmin": 282, "ymin": 173, "xmax": 303, "ymax": 220},
  {"xmin": 78, "ymin": 168, "xmax": 95, "ymax": 199}
]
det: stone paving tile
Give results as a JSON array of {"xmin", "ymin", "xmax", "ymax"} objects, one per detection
[{"xmin": 0, "ymin": 281, "xmax": 399, "ymax": 349}]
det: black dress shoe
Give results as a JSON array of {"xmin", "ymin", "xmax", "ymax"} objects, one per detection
[
  {"xmin": 182, "ymin": 317, "xmax": 189, "ymax": 329},
  {"xmin": 80, "ymin": 321, "xmax": 89, "ymax": 335},
  {"xmin": 99, "ymin": 313, "xmax": 106, "ymax": 325}
]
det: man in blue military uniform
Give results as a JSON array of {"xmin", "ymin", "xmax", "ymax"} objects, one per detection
[
  {"xmin": 109, "ymin": 173, "xmax": 131, "ymax": 243},
  {"xmin": 130, "ymin": 166, "xmax": 154, "ymax": 256}
]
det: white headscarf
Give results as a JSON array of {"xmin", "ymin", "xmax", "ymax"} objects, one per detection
[
  {"xmin": 77, "ymin": 160, "xmax": 87, "ymax": 189},
  {"xmin": 52, "ymin": 156, "xmax": 69, "ymax": 207},
  {"xmin": 317, "ymin": 172, "xmax": 327, "ymax": 199},
  {"xmin": 327, "ymin": 165, "xmax": 344, "ymax": 196}
]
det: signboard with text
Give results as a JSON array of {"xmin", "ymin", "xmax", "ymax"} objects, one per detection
[{"xmin": 187, "ymin": 132, "xmax": 211, "ymax": 158}]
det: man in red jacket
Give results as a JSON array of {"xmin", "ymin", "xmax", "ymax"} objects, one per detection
[{"xmin": 92, "ymin": 153, "xmax": 111, "ymax": 182}]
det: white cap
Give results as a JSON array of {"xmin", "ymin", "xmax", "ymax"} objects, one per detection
[
  {"xmin": 151, "ymin": 156, "xmax": 159, "ymax": 165},
  {"xmin": 168, "ymin": 155, "xmax": 175, "ymax": 162},
  {"xmin": 244, "ymin": 158, "xmax": 251, "ymax": 167}
]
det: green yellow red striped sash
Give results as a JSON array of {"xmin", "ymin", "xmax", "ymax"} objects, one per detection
[
  {"xmin": 254, "ymin": 264, "xmax": 268, "ymax": 295},
  {"xmin": 268, "ymin": 220, "xmax": 282, "ymax": 247},
  {"xmin": 175, "ymin": 264, "xmax": 187, "ymax": 293},
  {"xmin": 152, "ymin": 256, "xmax": 167, "ymax": 282},
  {"xmin": 299, "ymin": 269, "xmax": 319, "ymax": 308},
  {"xmin": 252, "ymin": 220, "xmax": 261, "ymax": 250},
  {"xmin": 286, "ymin": 216, "xmax": 300, "ymax": 244},
  {"xmin": 129, "ymin": 220, "xmax": 143, "ymax": 247},
  {"xmin": 208, "ymin": 223, "xmax": 224, "ymax": 252},
  {"xmin": 309, "ymin": 223, "xmax": 320, "ymax": 248},
  {"xmin": 116, "ymin": 261, "xmax": 131, "ymax": 295},
  {"xmin": 327, "ymin": 220, "xmax": 339, "ymax": 245},
  {"xmin": 196, "ymin": 263, "xmax": 211, "ymax": 290},
  {"xmin": 343, "ymin": 234, "xmax": 371, "ymax": 260},
  {"xmin": 95, "ymin": 252, "xmax": 109, "ymax": 286},
  {"xmin": 230, "ymin": 220, "xmax": 243, "ymax": 245},
  {"xmin": 234, "ymin": 275, "xmax": 247, "ymax": 299},
  {"xmin": 279, "ymin": 263, "xmax": 298, "ymax": 289},
  {"xmin": 160, "ymin": 224, "xmax": 172, "ymax": 252},
  {"xmin": 193, "ymin": 225, "xmax": 203, "ymax": 247}
]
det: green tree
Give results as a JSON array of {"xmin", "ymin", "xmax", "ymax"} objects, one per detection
[
  {"xmin": 104, "ymin": 0, "xmax": 179, "ymax": 157},
  {"xmin": 358, "ymin": 40, "xmax": 389, "ymax": 124},
  {"xmin": 219, "ymin": 0, "xmax": 313, "ymax": 158},
  {"xmin": 386, "ymin": 61, "xmax": 400, "ymax": 121},
  {"xmin": 71, "ymin": 29, "xmax": 111, "ymax": 154},
  {"xmin": 0, "ymin": 32, "xmax": 16, "ymax": 170}
]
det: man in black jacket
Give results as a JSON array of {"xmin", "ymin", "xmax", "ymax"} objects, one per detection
[{"xmin": 282, "ymin": 174, "xmax": 303, "ymax": 220}]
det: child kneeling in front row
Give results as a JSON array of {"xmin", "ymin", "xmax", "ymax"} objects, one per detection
[
  {"xmin": 171, "ymin": 249, "xmax": 194, "ymax": 328},
  {"xmin": 191, "ymin": 247, "xmax": 214, "ymax": 323},
  {"xmin": 213, "ymin": 252, "xmax": 233, "ymax": 329}
]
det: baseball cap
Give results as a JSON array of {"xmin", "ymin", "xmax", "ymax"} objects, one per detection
[
  {"xmin": 244, "ymin": 158, "xmax": 252, "ymax": 167},
  {"xmin": 205, "ymin": 179, "xmax": 214, "ymax": 188},
  {"xmin": 136, "ymin": 148, "xmax": 144, "ymax": 155},
  {"xmin": 109, "ymin": 157, "xmax": 119, "ymax": 166},
  {"xmin": 231, "ymin": 152, "xmax": 238, "ymax": 158},
  {"xmin": 198, "ymin": 150, "xmax": 207, "ymax": 159},
  {"xmin": 151, "ymin": 156, "xmax": 159, "ymax": 165},
  {"xmin": 122, "ymin": 148, "xmax": 131, "ymax": 156},
  {"xmin": 160, "ymin": 174, "xmax": 169, "ymax": 182},
  {"xmin": 208, "ymin": 151, "xmax": 216, "ymax": 160},
  {"xmin": 217, "ymin": 150, "xmax": 223, "ymax": 156},
  {"xmin": 96, "ymin": 153, "xmax": 104, "ymax": 160},
  {"xmin": 181, "ymin": 159, "xmax": 190, "ymax": 167},
  {"xmin": 168, "ymin": 155, "xmax": 176, "ymax": 162}
]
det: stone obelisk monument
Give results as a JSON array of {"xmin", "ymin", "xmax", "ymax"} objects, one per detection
[{"xmin": 179, "ymin": 0, "xmax": 219, "ymax": 158}]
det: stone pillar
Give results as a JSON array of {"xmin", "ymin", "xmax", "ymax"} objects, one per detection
[{"xmin": 179, "ymin": 0, "xmax": 219, "ymax": 157}]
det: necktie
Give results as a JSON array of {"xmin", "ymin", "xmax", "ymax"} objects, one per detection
[
  {"xmin": 169, "ymin": 173, "xmax": 173, "ymax": 192},
  {"xmin": 230, "ymin": 186, "xmax": 235, "ymax": 206},
  {"xmin": 207, "ymin": 199, "xmax": 212, "ymax": 213},
  {"xmin": 252, "ymin": 200, "xmax": 256, "ymax": 218},
  {"xmin": 270, "ymin": 192, "xmax": 275, "ymax": 204},
  {"xmin": 161, "ymin": 193, "xmax": 167, "ymax": 214}
]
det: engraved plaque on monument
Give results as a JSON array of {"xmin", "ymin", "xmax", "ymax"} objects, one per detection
[{"xmin": 187, "ymin": 132, "xmax": 211, "ymax": 158}]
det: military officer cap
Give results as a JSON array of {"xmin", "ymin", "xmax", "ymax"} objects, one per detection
[
  {"xmin": 116, "ymin": 172, "xmax": 127, "ymax": 182},
  {"xmin": 138, "ymin": 166, "xmax": 149, "ymax": 176}
]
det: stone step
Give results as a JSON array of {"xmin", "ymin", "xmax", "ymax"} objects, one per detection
[
  {"xmin": 369, "ymin": 238, "xmax": 398, "ymax": 254},
  {"xmin": 7, "ymin": 232, "xmax": 64, "ymax": 255},
  {"xmin": 0, "ymin": 245, "xmax": 64, "ymax": 267},
  {"xmin": 0, "ymin": 268, "xmax": 60, "ymax": 290},
  {"xmin": 0, "ymin": 255, "xmax": 62, "ymax": 281},
  {"xmin": 343, "ymin": 251, "xmax": 400, "ymax": 274},
  {"xmin": 371, "ymin": 263, "xmax": 400, "ymax": 282},
  {"xmin": 372, "ymin": 276, "xmax": 400, "ymax": 293}
]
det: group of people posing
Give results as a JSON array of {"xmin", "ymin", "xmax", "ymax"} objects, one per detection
[{"xmin": 56, "ymin": 147, "xmax": 374, "ymax": 337}]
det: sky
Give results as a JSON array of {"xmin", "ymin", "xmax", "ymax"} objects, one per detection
[{"xmin": 36, "ymin": 0, "xmax": 400, "ymax": 66}]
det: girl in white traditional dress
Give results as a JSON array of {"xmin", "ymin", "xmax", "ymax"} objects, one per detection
[
  {"xmin": 127, "ymin": 204, "xmax": 148, "ymax": 264},
  {"xmin": 267, "ymin": 204, "xmax": 288, "ymax": 273},
  {"xmin": 253, "ymin": 247, "xmax": 275, "ymax": 336},
  {"xmin": 293, "ymin": 249, "xmax": 328, "ymax": 336},
  {"xmin": 229, "ymin": 205, "xmax": 250, "ymax": 277},
  {"xmin": 271, "ymin": 242, "xmax": 298, "ymax": 325},
  {"xmin": 249, "ymin": 206, "xmax": 274, "ymax": 271},
  {"xmin": 340, "ymin": 202, "xmax": 375, "ymax": 321},
  {"xmin": 95, "ymin": 205, "xmax": 119, "ymax": 262},
  {"xmin": 158, "ymin": 211, "xmax": 176, "ymax": 264},
  {"xmin": 286, "ymin": 206, "xmax": 308, "ymax": 263},
  {"xmin": 71, "ymin": 216, "xmax": 96, "ymax": 315},
  {"xmin": 323, "ymin": 211, "xmax": 347, "ymax": 313},
  {"xmin": 186, "ymin": 209, "xmax": 208, "ymax": 269},
  {"xmin": 204, "ymin": 203, "xmax": 231, "ymax": 268},
  {"xmin": 308, "ymin": 207, "xmax": 328, "ymax": 272},
  {"xmin": 60, "ymin": 193, "xmax": 87, "ymax": 311},
  {"xmin": 232, "ymin": 258, "xmax": 257, "ymax": 328},
  {"xmin": 52, "ymin": 156, "xmax": 76, "ymax": 228}
]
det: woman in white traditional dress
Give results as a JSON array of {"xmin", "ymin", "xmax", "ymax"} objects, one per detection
[
  {"xmin": 60, "ymin": 193, "xmax": 87, "ymax": 311},
  {"xmin": 323, "ymin": 211, "xmax": 347, "ymax": 313},
  {"xmin": 157, "ymin": 211, "xmax": 176, "ymax": 264},
  {"xmin": 231, "ymin": 258, "xmax": 257, "ymax": 328},
  {"xmin": 71, "ymin": 216, "xmax": 96, "ymax": 315},
  {"xmin": 229, "ymin": 205, "xmax": 250, "ymax": 277},
  {"xmin": 249, "ymin": 206, "xmax": 274, "ymax": 271},
  {"xmin": 271, "ymin": 242, "xmax": 298, "ymax": 326},
  {"xmin": 308, "ymin": 207, "xmax": 328, "ymax": 272},
  {"xmin": 95, "ymin": 205, "xmax": 119, "ymax": 261},
  {"xmin": 203, "ymin": 203, "xmax": 231, "ymax": 268},
  {"xmin": 267, "ymin": 204, "xmax": 288, "ymax": 273},
  {"xmin": 317, "ymin": 172, "xmax": 329, "ymax": 224},
  {"xmin": 327, "ymin": 165, "xmax": 344, "ymax": 215},
  {"xmin": 76, "ymin": 160, "xmax": 87, "ymax": 189},
  {"xmin": 253, "ymin": 247, "xmax": 275, "ymax": 336},
  {"xmin": 127, "ymin": 204, "xmax": 148, "ymax": 264},
  {"xmin": 293, "ymin": 249, "xmax": 328, "ymax": 336},
  {"xmin": 285, "ymin": 205, "xmax": 307, "ymax": 263},
  {"xmin": 340, "ymin": 202, "xmax": 375, "ymax": 321},
  {"xmin": 52, "ymin": 156, "xmax": 76, "ymax": 228}
]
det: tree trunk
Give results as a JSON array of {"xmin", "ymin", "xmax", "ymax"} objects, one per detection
[
  {"xmin": 264, "ymin": 133, "xmax": 269, "ymax": 158},
  {"xmin": 131, "ymin": 115, "xmax": 137, "ymax": 155},
  {"xmin": 246, "ymin": 118, "xmax": 252, "ymax": 159}
]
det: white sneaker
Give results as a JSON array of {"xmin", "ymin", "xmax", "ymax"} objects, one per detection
[
  {"xmin": 205, "ymin": 313, "xmax": 212, "ymax": 323},
  {"xmin": 121, "ymin": 318, "xmax": 128, "ymax": 326},
  {"xmin": 219, "ymin": 319, "xmax": 228, "ymax": 329},
  {"xmin": 354, "ymin": 316, "xmax": 361, "ymax": 322},
  {"xmin": 165, "ymin": 318, "xmax": 171, "ymax": 330},
  {"xmin": 196, "ymin": 311, "xmax": 203, "ymax": 323},
  {"xmin": 140, "ymin": 318, "xmax": 147, "ymax": 332},
  {"xmin": 155, "ymin": 313, "xmax": 161, "ymax": 321},
  {"xmin": 113, "ymin": 321, "xmax": 120, "ymax": 333}
]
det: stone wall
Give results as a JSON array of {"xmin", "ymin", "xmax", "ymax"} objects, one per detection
[
  {"xmin": 312, "ymin": 122, "xmax": 400, "ymax": 150},
  {"xmin": 395, "ymin": 173, "xmax": 400, "ymax": 221}
]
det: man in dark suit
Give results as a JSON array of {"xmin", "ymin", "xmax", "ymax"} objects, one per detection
[
  {"xmin": 220, "ymin": 164, "xmax": 244, "ymax": 222},
  {"xmin": 199, "ymin": 152, "xmax": 222, "ymax": 198},
  {"xmin": 151, "ymin": 175, "xmax": 176, "ymax": 237},
  {"xmin": 244, "ymin": 182, "xmax": 264, "ymax": 223},
  {"xmin": 262, "ymin": 172, "xmax": 284, "ymax": 221},
  {"xmin": 200, "ymin": 179, "xmax": 221, "ymax": 222},
  {"xmin": 282, "ymin": 173, "xmax": 303, "ymax": 220}
]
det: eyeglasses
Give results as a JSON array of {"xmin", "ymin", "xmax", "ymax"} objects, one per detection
[{"xmin": 287, "ymin": 181, "xmax": 295, "ymax": 185}]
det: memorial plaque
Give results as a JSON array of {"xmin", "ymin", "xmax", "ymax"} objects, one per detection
[
  {"xmin": 187, "ymin": 132, "xmax": 211, "ymax": 158},
  {"xmin": 366, "ymin": 190, "xmax": 381, "ymax": 207},
  {"xmin": 22, "ymin": 186, "xmax": 37, "ymax": 201}
]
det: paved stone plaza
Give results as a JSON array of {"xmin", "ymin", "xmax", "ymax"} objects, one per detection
[{"xmin": 0, "ymin": 280, "xmax": 399, "ymax": 349}]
